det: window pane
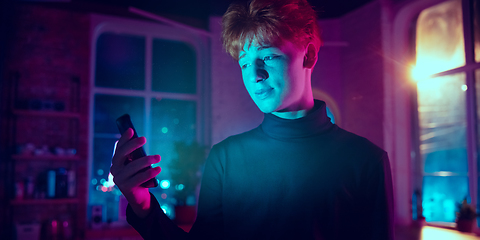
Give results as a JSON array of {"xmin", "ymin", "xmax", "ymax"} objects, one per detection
[
  {"xmin": 91, "ymin": 138, "xmax": 117, "ymax": 195},
  {"xmin": 149, "ymin": 99, "xmax": 196, "ymax": 171},
  {"xmin": 475, "ymin": 0, "xmax": 480, "ymax": 62},
  {"xmin": 152, "ymin": 39, "xmax": 196, "ymax": 94},
  {"xmin": 415, "ymin": 0, "xmax": 465, "ymax": 76},
  {"xmin": 423, "ymin": 176, "xmax": 469, "ymax": 222},
  {"xmin": 417, "ymin": 73, "xmax": 468, "ymax": 173},
  {"xmin": 94, "ymin": 94, "xmax": 145, "ymax": 135},
  {"xmin": 95, "ymin": 33, "xmax": 145, "ymax": 90},
  {"xmin": 90, "ymin": 137, "xmax": 121, "ymax": 222},
  {"xmin": 150, "ymin": 99, "xmax": 196, "ymax": 141}
]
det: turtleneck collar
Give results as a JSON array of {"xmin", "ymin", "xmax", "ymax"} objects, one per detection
[{"xmin": 260, "ymin": 99, "xmax": 334, "ymax": 140}]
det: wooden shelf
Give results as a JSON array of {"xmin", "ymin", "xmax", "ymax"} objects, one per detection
[
  {"xmin": 13, "ymin": 109, "xmax": 80, "ymax": 118},
  {"xmin": 11, "ymin": 198, "xmax": 79, "ymax": 205},
  {"xmin": 12, "ymin": 154, "xmax": 81, "ymax": 161}
]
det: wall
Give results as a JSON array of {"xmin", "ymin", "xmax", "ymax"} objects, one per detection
[
  {"xmin": 7, "ymin": 4, "xmax": 90, "ymax": 154},
  {"xmin": 312, "ymin": 18, "xmax": 345, "ymax": 126},
  {"xmin": 3, "ymin": 3, "xmax": 90, "ymax": 238},
  {"xmin": 340, "ymin": 1, "xmax": 385, "ymax": 149}
]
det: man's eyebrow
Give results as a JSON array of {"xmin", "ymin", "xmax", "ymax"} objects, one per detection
[
  {"xmin": 239, "ymin": 53, "xmax": 246, "ymax": 61},
  {"xmin": 238, "ymin": 45, "xmax": 273, "ymax": 61},
  {"xmin": 257, "ymin": 45, "xmax": 273, "ymax": 51}
]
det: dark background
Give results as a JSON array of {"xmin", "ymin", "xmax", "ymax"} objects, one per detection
[{"xmin": 77, "ymin": 0, "xmax": 374, "ymax": 20}]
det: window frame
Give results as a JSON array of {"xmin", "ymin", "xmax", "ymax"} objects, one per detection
[
  {"xmin": 387, "ymin": 0, "xmax": 480, "ymax": 229},
  {"xmin": 409, "ymin": 0, "xmax": 479, "ymax": 229},
  {"xmin": 87, "ymin": 13, "xmax": 211, "ymax": 223}
]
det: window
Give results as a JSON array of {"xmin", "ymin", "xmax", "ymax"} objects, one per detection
[
  {"xmin": 412, "ymin": 0, "xmax": 480, "ymax": 226},
  {"xmin": 88, "ymin": 15, "xmax": 209, "ymax": 223}
]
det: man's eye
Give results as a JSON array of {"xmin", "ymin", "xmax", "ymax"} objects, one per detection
[
  {"xmin": 263, "ymin": 55, "xmax": 279, "ymax": 61},
  {"xmin": 241, "ymin": 63, "xmax": 251, "ymax": 69}
]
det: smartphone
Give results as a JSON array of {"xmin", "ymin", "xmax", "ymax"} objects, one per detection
[{"xmin": 116, "ymin": 114, "xmax": 158, "ymax": 188}]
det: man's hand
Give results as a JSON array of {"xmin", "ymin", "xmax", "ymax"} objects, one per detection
[{"xmin": 110, "ymin": 128, "xmax": 162, "ymax": 218}]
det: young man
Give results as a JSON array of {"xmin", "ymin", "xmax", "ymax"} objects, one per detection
[{"xmin": 110, "ymin": 0, "xmax": 394, "ymax": 239}]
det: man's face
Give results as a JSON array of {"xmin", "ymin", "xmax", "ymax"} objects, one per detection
[{"xmin": 238, "ymin": 38, "xmax": 309, "ymax": 114}]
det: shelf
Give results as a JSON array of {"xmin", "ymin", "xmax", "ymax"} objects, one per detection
[
  {"xmin": 7, "ymin": 72, "xmax": 85, "ymax": 240},
  {"xmin": 86, "ymin": 224, "xmax": 192, "ymax": 238},
  {"xmin": 11, "ymin": 198, "xmax": 79, "ymax": 205},
  {"xmin": 13, "ymin": 109, "xmax": 80, "ymax": 118},
  {"xmin": 12, "ymin": 155, "xmax": 81, "ymax": 161},
  {"xmin": 86, "ymin": 226, "xmax": 140, "ymax": 238}
]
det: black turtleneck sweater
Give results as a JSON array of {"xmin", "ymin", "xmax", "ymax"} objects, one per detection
[{"xmin": 127, "ymin": 100, "xmax": 394, "ymax": 240}]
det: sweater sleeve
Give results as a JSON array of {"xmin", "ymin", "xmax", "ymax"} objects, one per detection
[
  {"xmin": 126, "ymin": 193, "xmax": 188, "ymax": 240},
  {"xmin": 188, "ymin": 144, "xmax": 225, "ymax": 239}
]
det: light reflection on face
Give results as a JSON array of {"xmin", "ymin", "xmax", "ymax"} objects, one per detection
[{"xmin": 238, "ymin": 38, "xmax": 310, "ymax": 114}]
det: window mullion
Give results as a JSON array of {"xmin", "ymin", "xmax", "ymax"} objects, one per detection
[
  {"xmin": 145, "ymin": 35, "xmax": 153, "ymax": 154},
  {"xmin": 462, "ymin": 0, "xmax": 478, "ymax": 221},
  {"xmin": 411, "ymin": 81, "xmax": 424, "ymax": 205},
  {"xmin": 466, "ymin": 70, "xmax": 478, "ymax": 209},
  {"xmin": 462, "ymin": 0, "xmax": 475, "ymax": 64}
]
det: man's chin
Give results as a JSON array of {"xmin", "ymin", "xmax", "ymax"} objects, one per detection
[{"xmin": 255, "ymin": 100, "xmax": 280, "ymax": 114}]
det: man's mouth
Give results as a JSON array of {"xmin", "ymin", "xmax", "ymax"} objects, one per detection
[{"xmin": 255, "ymin": 87, "xmax": 274, "ymax": 100}]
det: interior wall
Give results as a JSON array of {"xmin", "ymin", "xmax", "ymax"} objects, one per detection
[
  {"xmin": 6, "ymin": 3, "xmax": 91, "ymax": 155},
  {"xmin": 340, "ymin": 1, "xmax": 385, "ymax": 149},
  {"xmin": 383, "ymin": 0, "xmax": 416, "ymax": 226},
  {"xmin": 312, "ymin": 19, "xmax": 345, "ymax": 126}
]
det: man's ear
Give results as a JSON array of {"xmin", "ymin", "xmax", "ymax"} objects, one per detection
[{"xmin": 303, "ymin": 43, "xmax": 317, "ymax": 69}]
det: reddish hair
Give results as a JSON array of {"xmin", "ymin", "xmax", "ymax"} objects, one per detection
[{"xmin": 222, "ymin": 0, "xmax": 322, "ymax": 60}]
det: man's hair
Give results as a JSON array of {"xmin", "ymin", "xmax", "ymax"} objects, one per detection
[{"xmin": 221, "ymin": 0, "xmax": 322, "ymax": 61}]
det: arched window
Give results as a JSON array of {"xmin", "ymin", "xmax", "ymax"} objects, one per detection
[{"xmin": 88, "ymin": 14, "xmax": 210, "ymax": 223}]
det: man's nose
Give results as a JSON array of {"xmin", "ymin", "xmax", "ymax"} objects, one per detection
[{"xmin": 254, "ymin": 59, "xmax": 268, "ymax": 83}]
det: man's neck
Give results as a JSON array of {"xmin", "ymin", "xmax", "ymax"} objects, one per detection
[
  {"xmin": 272, "ymin": 110, "xmax": 310, "ymax": 119},
  {"xmin": 272, "ymin": 99, "xmax": 315, "ymax": 119},
  {"xmin": 271, "ymin": 71, "xmax": 314, "ymax": 120}
]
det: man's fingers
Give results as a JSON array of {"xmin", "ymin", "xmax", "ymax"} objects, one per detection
[
  {"xmin": 112, "ymin": 136, "xmax": 147, "ymax": 166},
  {"xmin": 114, "ymin": 161, "xmax": 161, "ymax": 189},
  {"xmin": 127, "ymin": 167, "xmax": 162, "ymax": 188},
  {"xmin": 117, "ymin": 128, "xmax": 134, "ymax": 148},
  {"xmin": 112, "ymin": 155, "xmax": 160, "ymax": 183},
  {"xmin": 125, "ymin": 155, "xmax": 161, "ymax": 174},
  {"xmin": 111, "ymin": 128, "xmax": 135, "ymax": 167}
]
